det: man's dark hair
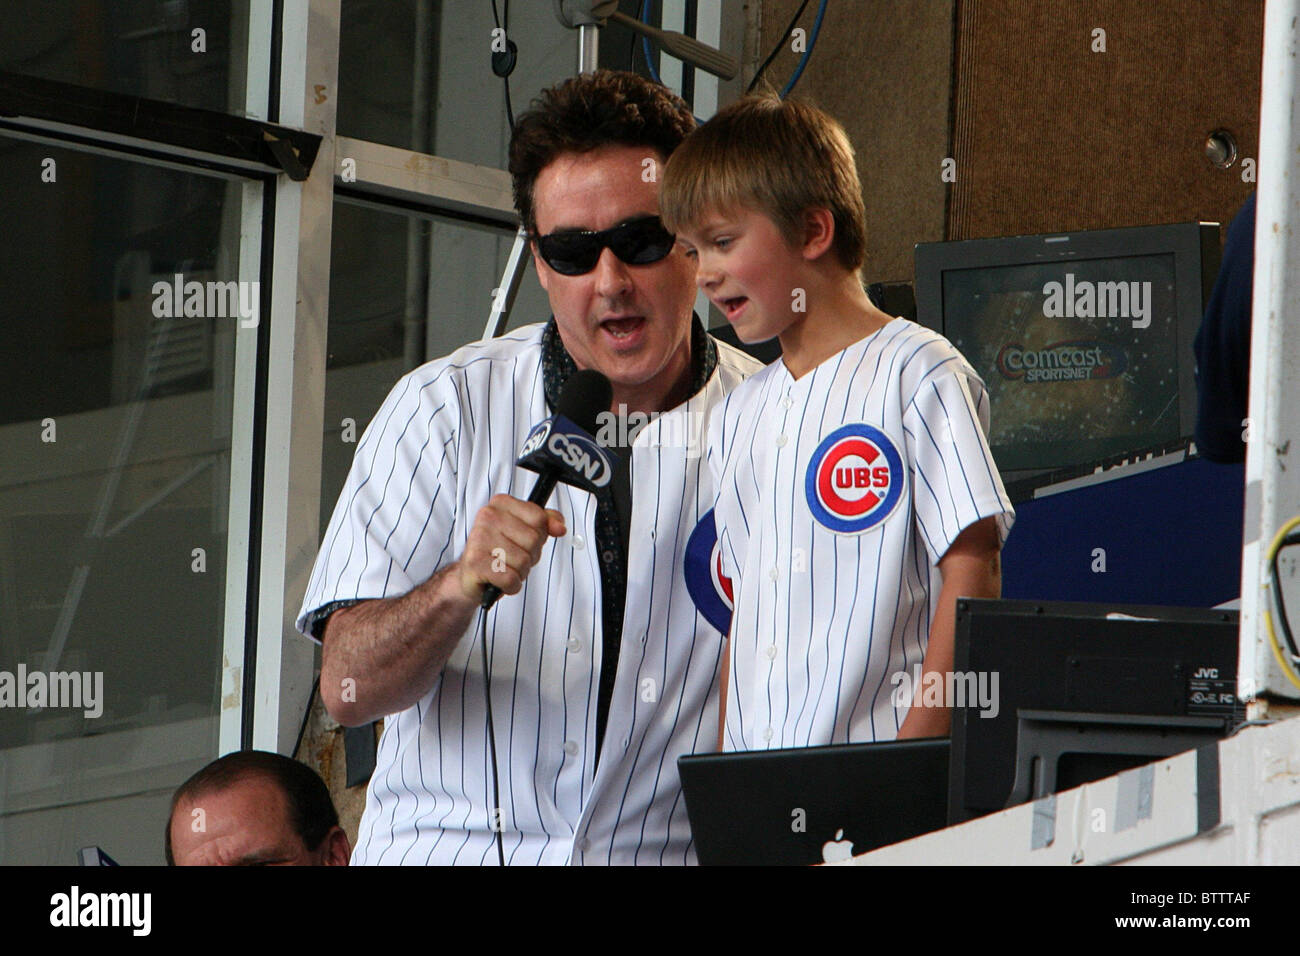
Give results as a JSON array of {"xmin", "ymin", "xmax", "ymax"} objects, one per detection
[
  {"xmin": 508, "ymin": 69, "xmax": 696, "ymax": 236},
  {"xmin": 164, "ymin": 750, "xmax": 339, "ymax": 865}
]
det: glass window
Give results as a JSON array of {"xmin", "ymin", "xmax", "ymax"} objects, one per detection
[
  {"xmin": 0, "ymin": 0, "xmax": 259, "ymax": 116},
  {"xmin": 337, "ymin": 0, "xmax": 577, "ymax": 167},
  {"xmin": 321, "ymin": 197, "xmax": 550, "ymax": 526},
  {"xmin": 0, "ymin": 133, "xmax": 259, "ymax": 864}
]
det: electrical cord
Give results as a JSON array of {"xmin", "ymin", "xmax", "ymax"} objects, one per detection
[
  {"xmin": 747, "ymin": 0, "xmax": 811, "ymax": 93},
  {"xmin": 746, "ymin": 0, "xmax": 827, "ymax": 97},
  {"xmin": 293, "ymin": 676, "xmax": 320, "ymax": 759},
  {"xmin": 1268, "ymin": 520, "xmax": 1300, "ymax": 658},
  {"xmin": 1264, "ymin": 515, "xmax": 1300, "ymax": 691},
  {"xmin": 778, "ymin": 0, "xmax": 828, "ymax": 97},
  {"xmin": 491, "ymin": 0, "xmax": 516, "ymax": 130},
  {"xmin": 631, "ymin": 0, "xmax": 647, "ymax": 74},
  {"xmin": 640, "ymin": 2, "xmax": 662, "ymax": 86},
  {"xmin": 475, "ymin": 1, "xmax": 513, "ymax": 843},
  {"xmin": 634, "ymin": 3, "xmax": 705, "ymax": 123},
  {"xmin": 635, "ymin": 0, "xmax": 828, "ymax": 100},
  {"xmin": 479, "ymin": 607, "xmax": 507, "ymax": 866}
]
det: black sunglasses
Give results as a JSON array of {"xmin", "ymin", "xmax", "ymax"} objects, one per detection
[{"xmin": 534, "ymin": 216, "xmax": 676, "ymax": 276}]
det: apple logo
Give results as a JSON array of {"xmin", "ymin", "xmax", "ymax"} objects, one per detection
[{"xmin": 821, "ymin": 828, "xmax": 854, "ymax": 864}]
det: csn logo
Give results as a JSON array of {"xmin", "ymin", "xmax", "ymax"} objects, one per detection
[
  {"xmin": 548, "ymin": 431, "xmax": 612, "ymax": 488},
  {"xmin": 519, "ymin": 421, "xmax": 552, "ymax": 458}
]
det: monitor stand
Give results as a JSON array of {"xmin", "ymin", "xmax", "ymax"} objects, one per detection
[{"xmin": 1006, "ymin": 709, "xmax": 1228, "ymax": 808}]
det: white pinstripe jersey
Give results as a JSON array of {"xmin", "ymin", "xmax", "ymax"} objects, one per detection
[
  {"xmin": 708, "ymin": 318, "xmax": 1015, "ymax": 751},
  {"xmin": 298, "ymin": 323, "xmax": 760, "ymax": 865}
]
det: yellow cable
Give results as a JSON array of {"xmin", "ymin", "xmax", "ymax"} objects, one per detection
[
  {"xmin": 1262, "ymin": 515, "xmax": 1300, "ymax": 690},
  {"xmin": 1264, "ymin": 609, "xmax": 1300, "ymax": 691}
]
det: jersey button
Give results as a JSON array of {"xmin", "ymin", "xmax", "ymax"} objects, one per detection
[
  {"xmin": 768, "ymin": 566, "xmax": 778, "ymax": 581},
  {"xmin": 566, "ymin": 638, "xmax": 581, "ymax": 653},
  {"xmin": 572, "ymin": 534, "xmax": 585, "ymax": 550},
  {"xmin": 762, "ymin": 726, "xmax": 774, "ymax": 742},
  {"xmin": 576, "ymin": 837, "xmax": 590, "ymax": 853},
  {"xmin": 602, "ymin": 550, "xmax": 615, "ymax": 564},
  {"xmin": 781, "ymin": 396, "xmax": 793, "ymax": 409},
  {"xmin": 563, "ymin": 740, "xmax": 579, "ymax": 756},
  {"xmin": 765, "ymin": 645, "xmax": 778, "ymax": 660},
  {"xmin": 775, "ymin": 434, "xmax": 788, "ymax": 447}
]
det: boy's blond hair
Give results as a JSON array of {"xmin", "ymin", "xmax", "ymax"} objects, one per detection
[{"xmin": 660, "ymin": 94, "xmax": 867, "ymax": 272}]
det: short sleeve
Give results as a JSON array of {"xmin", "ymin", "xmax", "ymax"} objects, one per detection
[
  {"xmin": 296, "ymin": 370, "xmax": 462, "ymax": 640},
  {"xmin": 904, "ymin": 367, "xmax": 1015, "ymax": 566}
]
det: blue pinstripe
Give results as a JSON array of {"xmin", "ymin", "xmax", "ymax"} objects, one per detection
[
  {"xmin": 710, "ymin": 319, "xmax": 1015, "ymax": 751},
  {"xmin": 299, "ymin": 325, "xmax": 760, "ymax": 864}
]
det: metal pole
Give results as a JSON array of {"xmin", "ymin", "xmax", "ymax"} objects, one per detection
[
  {"xmin": 578, "ymin": 23, "xmax": 599, "ymax": 73},
  {"xmin": 405, "ymin": 0, "xmax": 435, "ymax": 368}
]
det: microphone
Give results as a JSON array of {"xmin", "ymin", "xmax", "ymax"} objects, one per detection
[{"xmin": 479, "ymin": 369, "xmax": 615, "ymax": 609}]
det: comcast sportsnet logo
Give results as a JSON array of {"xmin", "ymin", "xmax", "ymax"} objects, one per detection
[
  {"xmin": 804, "ymin": 424, "xmax": 904, "ymax": 534},
  {"xmin": 995, "ymin": 340, "xmax": 1126, "ymax": 383}
]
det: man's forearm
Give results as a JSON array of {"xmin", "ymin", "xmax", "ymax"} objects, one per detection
[
  {"xmin": 317, "ymin": 494, "xmax": 565, "ymax": 726},
  {"xmin": 319, "ymin": 562, "xmax": 480, "ymax": 726}
]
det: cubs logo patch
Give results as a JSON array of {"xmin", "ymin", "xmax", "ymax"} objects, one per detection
[
  {"xmin": 683, "ymin": 509, "xmax": 734, "ymax": 635},
  {"xmin": 804, "ymin": 423, "xmax": 905, "ymax": 534}
]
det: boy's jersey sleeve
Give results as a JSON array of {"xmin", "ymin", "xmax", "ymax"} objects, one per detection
[{"xmin": 903, "ymin": 364, "xmax": 1015, "ymax": 566}]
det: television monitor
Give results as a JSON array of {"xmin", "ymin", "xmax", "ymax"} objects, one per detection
[
  {"xmin": 914, "ymin": 223, "xmax": 1220, "ymax": 479},
  {"xmin": 947, "ymin": 598, "xmax": 1241, "ymax": 825}
]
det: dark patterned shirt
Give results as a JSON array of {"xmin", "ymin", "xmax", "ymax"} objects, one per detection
[{"xmin": 541, "ymin": 317, "xmax": 717, "ymax": 764}]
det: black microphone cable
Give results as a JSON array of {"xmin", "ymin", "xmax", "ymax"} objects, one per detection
[
  {"xmin": 474, "ymin": 369, "xmax": 613, "ymax": 865},
  {"xmin": 479, "ymin": 605, "xmax": 507, "ymax": 866}
]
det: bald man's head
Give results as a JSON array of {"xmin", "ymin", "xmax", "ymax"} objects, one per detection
[{"xmin": 166, "ymin": 751, "xmax": 349, "ymax": 866}]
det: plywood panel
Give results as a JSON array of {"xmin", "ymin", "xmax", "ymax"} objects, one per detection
[
  {"xmin": 758, "ymin": 0, "xmax": 957, "ymax": 282},
  {"xmin": 949, "ymin": 0, "xmax": 1263, "ymax": 241}
]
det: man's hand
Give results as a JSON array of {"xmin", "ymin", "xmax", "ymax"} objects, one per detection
[
  {"xmin": 320, "ymin": 494, "xmax": 566, "ymax": 726},
  {"xmin": 458, "ymin": 495, "xmax": 567, "ymax": 603}
]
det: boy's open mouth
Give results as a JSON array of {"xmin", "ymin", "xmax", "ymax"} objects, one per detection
[{"xmin": 721, "ymin": 297, "xmax": 748, "ymax": 321}]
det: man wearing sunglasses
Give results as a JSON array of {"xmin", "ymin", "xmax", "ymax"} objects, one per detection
[{"xmin": 298, "ymin": 70, "xmax": 760, "ymax": 865}]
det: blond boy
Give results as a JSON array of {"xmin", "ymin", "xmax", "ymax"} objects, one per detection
[{"xmin": 661, "ymin": 96, "xmax": 1014, "ymax": 749}]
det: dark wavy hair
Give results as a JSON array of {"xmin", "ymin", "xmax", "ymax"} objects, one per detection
[
  {"xmin": 164, "ymin": 750, "xmax": 338, "ymax": 865},
  {"xmin": 509, "ymin": 69, "xmax": 695, "ymax": 235}
]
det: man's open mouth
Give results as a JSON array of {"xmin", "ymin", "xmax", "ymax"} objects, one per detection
[{"xmin": 601, "ymin": 315, "xmax": 645, "ymax": 338}]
